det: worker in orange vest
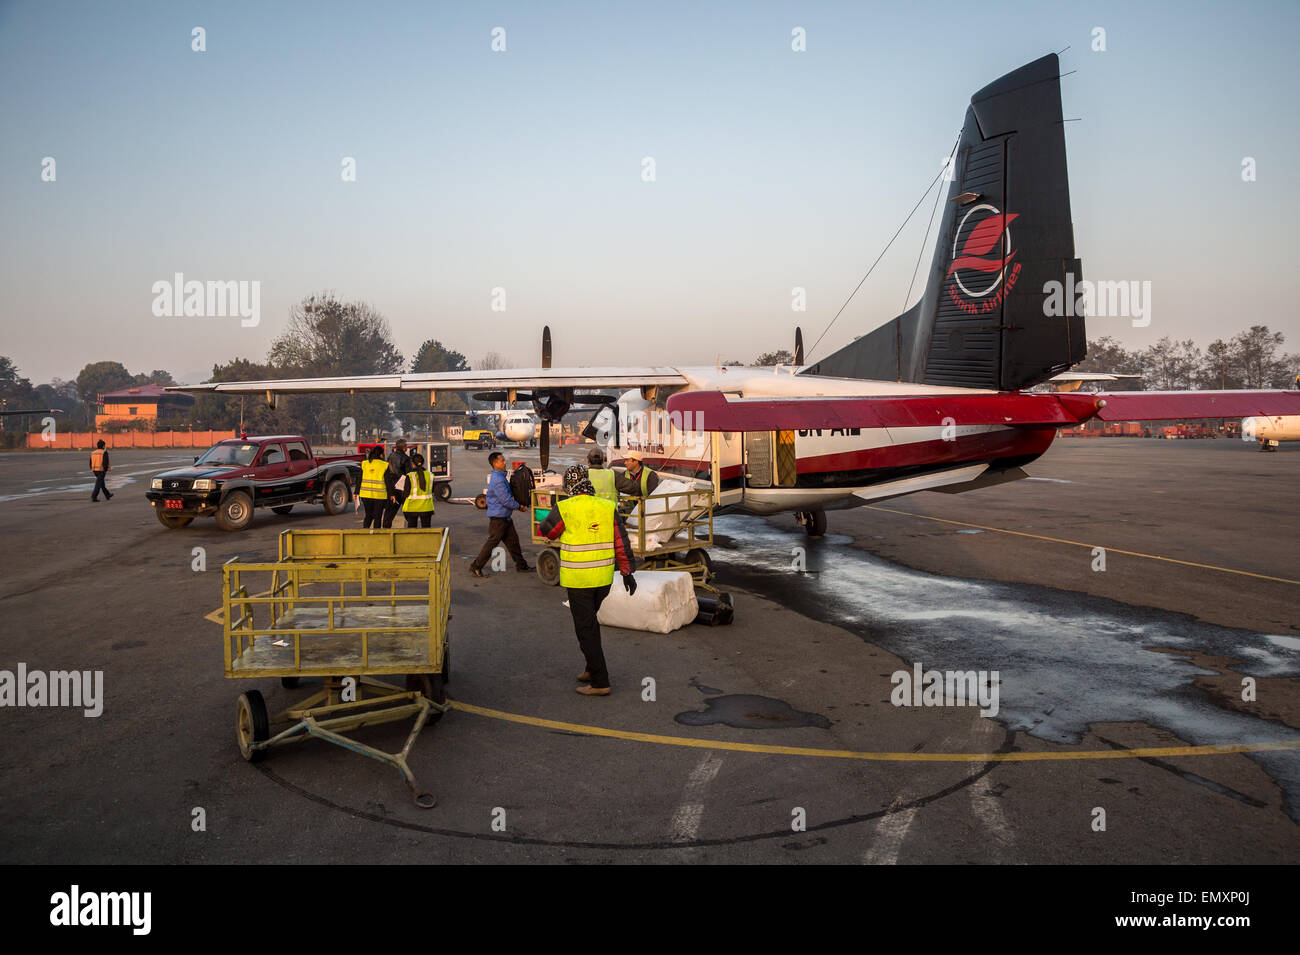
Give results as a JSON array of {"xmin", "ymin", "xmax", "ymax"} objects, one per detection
[{"xmin": 90, "ymin": 439, "xmax": 113, "ymax": 502}]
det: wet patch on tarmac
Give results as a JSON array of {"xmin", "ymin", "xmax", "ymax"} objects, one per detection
[
  {"xmin": 708, "ymin": 515, "xmax": 1300, "ymax": 821},
  {"xmin": 674, "ymin": 692, "xmax": 832, "ymax": 730}
]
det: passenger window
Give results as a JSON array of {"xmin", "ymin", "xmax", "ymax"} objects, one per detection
[
  {"xmin": 260, "ymin": 446, "xmax": 284, "ymax": 466},
  {"xmin": 285, "ymin": 442, "xmax": 309, "ymax": 462}
]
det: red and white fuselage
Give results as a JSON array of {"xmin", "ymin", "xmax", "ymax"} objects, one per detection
[{"xmin": 610, "ymin": 366, "xmax": 1054, "ymax": 515}]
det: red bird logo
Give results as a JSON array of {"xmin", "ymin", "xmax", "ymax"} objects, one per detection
[{"xmin": 948, "ymin": 210, "xmax": 1018, "ymax": 277}]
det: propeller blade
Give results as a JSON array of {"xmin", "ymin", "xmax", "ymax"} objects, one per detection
[
  {"xmin": 540, "ymin": 421, "xmax": 550, "ymax": 470},
  {"xmin": 571, "ymin": 394, "xmax": 618, "ymax": 406},
  {"xmin": 542, "ymin": 325, "xmax": 551, "ymax": 370},
  {"xmin": 473, "ymin": 391, "xmax": 510, "ymax": 402},
  {"xmin": 794, "ymin": 327, "xmax": 804, "ymax": 365}
]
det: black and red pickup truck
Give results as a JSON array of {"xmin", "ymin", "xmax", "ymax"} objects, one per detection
[{"xmin": 146, "ymin": 435, "xmax": 362, "ymax": 531}]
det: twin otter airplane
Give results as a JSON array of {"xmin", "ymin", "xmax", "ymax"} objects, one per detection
[{"xmin": 183, "ymin": 55, "xmax": 1299, "ymax": 536}]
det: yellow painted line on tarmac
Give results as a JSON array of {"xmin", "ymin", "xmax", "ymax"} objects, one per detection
[
  {"xmin": 865, "ymin": 505, "xmax": 1300, "ymax": 586},
  {"xmin": 448, "ymin": 700, "xmax": 1300, "ymax": 762}
]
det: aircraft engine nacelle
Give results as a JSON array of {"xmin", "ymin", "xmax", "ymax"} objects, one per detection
[{"xmin": 1243, "ymin": 415, "xmax": 1300, "ymax": 445}]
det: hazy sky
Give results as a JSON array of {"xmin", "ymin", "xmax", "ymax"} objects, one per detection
[{"xmin": 2, "ymin": 0, "xmax": 1297, "ymax": 385}]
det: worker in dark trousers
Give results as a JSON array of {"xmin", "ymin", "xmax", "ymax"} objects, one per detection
[
  {"xmin": 357, "ymin": 445, "xmax": 391, "ymax": 529},
  {"xmin": 540, "ymin": 465, "xmax": 636, "ymax": 696},
  {"xmin": 398, "ymin": 452, "xmax": 436, "ymax": 528},
  {"xmin": 469, "ymin": 451, "xmax": 531, "ymax": 576},
  {"xmin": 89, "ymin": 439, "xmax": 113, "ymax": 501},
  {"xmin": 382, "ymin": 438, "xmax": 413, "ymax": 528}
]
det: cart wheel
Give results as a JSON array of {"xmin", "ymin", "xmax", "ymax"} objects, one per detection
[
  {"xmin": 435, "ymin": 482, "xmax": 452, "ymax": 501},
  {"xmin": 405, "ymin": 674, "xmax": 447, "ymax": 722},
  {"xmin": 236, "ymin": 691, "xmax": 270, "ymax": 763},
  {"xmin": 474, "ymin": 493, "xmax": 487, "ymax": 510},
  {"xmin": 280, "ymin": 676, "xmax": 300, "ymax": 689},
  {"xmin": 536, "ymin": 548, "xmax": 560, "ymax": 586},
  {"xmin": 684, "ymin": 548, "xmax": 713, "ymax": 579}
]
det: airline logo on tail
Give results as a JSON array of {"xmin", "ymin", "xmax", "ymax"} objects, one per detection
[{"xmin": 947, "ymin": 204, "xmax": 1022, "ymax": 313}]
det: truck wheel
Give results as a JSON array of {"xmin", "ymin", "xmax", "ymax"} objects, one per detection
[
  {"xmin": 155, "ymin": 510, "xmax": 193, "ymax": 529},
  {"xmin": 322, "ymin": 478, "xmax": 350, "ymax": 515},
  {"xmin": 435, "ymin": 483, "xmax": 452, "ymax": 502},
  {"xmin": 216, "ymin": 491, "xmax": 255, "ymax": 532},
  {"xmin": 236, "ymin": 691, "xmax": 270, "ymax": 762},
  {"xmin": 537, "ymin": 548, "xmax": 560, "ymax": 586},
  {"xmin": 271, "ymin": 505, "xmax": 294, "ymax": 516}
]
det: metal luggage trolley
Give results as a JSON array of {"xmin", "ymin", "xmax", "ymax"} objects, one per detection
[
  {"xmin": 529, "ymin": 486, "xmax": 718, "ymax": 590},
  {"xmin": 222, "ymin": 528, "xmax": 451, "ymax": 808}
]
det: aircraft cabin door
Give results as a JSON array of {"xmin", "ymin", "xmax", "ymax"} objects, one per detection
[
  {"xmin": 710, "ymin": 431, "xmax": 745, "ymax": 507},
  {"xmin": 744, "ymin": 431, "xmax": 773, "ymax": 487}
]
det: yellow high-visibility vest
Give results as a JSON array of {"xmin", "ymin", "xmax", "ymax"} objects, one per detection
[
  {"xmin": 557, "ymin": 494, "xmax": 617, "ymax": 589},
  {"xmin": 90, "ymin": 449, "xmax": 108, "ymax": 471},
  {"xmin": 359, "ymin": 459, "xmax": 389, "ymax": 499},
  {"xmin": 402, "ymin": 470, "xmax": 436, "ymax": 512},
  {"xmin": 587, "ymin": 468, "xmax": 618, "ymax": 504}
]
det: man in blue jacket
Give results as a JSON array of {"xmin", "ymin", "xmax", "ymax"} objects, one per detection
[{"xmin": 470, "ymin": 451, "xmax": 532, "ymax": 577}]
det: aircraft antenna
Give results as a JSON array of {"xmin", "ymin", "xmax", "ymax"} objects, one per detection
[{"xmin": 806, "ymin": 133, "xmax": 960, "ymax": 362}]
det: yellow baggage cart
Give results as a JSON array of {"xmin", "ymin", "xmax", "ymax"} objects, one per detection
[{"xmin": 222, "ymin": 528, "xmax": 451, "ymax": 807}]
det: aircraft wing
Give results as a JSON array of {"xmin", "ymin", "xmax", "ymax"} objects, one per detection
[
  {"xmin": 666, "ymin": 390, "xmax": 1300, "ymax": 431},
  {"xmin": 1088, "ymin": 391, "xmax": 1300, "ymax": 420},
  {"xmin": 174, "ymin": 367, "xmax": 686, "ymax": 396}
]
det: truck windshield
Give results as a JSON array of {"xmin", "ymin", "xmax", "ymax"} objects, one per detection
[{"xmin": 196, "ymin": 443, "xmax": 259, "ymax": 466}]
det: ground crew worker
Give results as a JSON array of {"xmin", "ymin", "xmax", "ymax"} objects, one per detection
[
  {"xmin": 540, "ymin": 466, "xmax": 636, "ymax": 696},
  {"xmin": 357, "ymin": 445, "xmax": 392, "ymax": 529},
  {"xmin": 398, "ymin": 452, "xmax": 436, "ymax": 528},
  {"xmin": 383, "ymin": 438, "xmax": 413, "ymax": 528},
  {"xmin": 586, "ymin": 448, "xmax": 619, "ymax": 504},
  {"xmin": 616, "ymin": 449, "xmax": 660, "ymax": 498},
  {"xmin": 469, "ymin": 451, "xmax": 531, "ymax": 576},
  {"xmin": 89, "ymin": 439, "xmax": 112, "ymax": 502}
]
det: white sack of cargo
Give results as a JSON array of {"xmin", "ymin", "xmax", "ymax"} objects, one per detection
[
  {"xmin": 624, "ymin": 478, "xmax": 708, "ymax": 550},
  {"xmin": 597, "ymin": 570, "xmax": 698, "ymax": 634}
]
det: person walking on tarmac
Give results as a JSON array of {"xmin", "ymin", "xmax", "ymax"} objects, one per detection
[
  {"xmin": 382, "ymin": 438, "xmax": 414, "ymax": 528},
  {"xmin": 469, "ymin": 451, "xmax": 531, "ymax": 577},
  {"xmin": 540, "ymin": 465, "xmax": 636, "ymax": 696},
  {"xmin": 616, "ymin": 449, "xmax": 660, "ymax": 499},
  {"xmin": 397, "ymin": 451, "xmax": 436, "ymax": 528},
  {"xmin": 357, "ymin": 445, "xmax": 392, "ymax": 529},
  {"xmin": 585, "ymin": 448, "xmax": 619, "ymax": 505},
  {"xmin": 89, "ymin": 439, "xmax": 113, "ymax": 501}
]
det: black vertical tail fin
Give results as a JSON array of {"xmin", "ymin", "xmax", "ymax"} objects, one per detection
[{"xmin": 803, "ymin": 54, "xmax": 1083, "ymax": 391}]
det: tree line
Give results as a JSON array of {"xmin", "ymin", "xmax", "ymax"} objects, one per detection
[{"xmin": 0, "ymin": 291, "xmax": 500, "ymax": 442}]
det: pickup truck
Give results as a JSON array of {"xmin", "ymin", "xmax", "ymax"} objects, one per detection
[{"xmin": 146, "ymin": 435, "xmax": 362, "ymax": 531}]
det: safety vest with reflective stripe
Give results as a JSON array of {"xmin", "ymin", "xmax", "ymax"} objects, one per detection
[
  {"xmin": 359, "ymin": 459, "xmax": 389, "ymax": 499},
  {"xmin": 90, "ymin": 449, "xmax": 108, "ymax": 472},
  {"xmin": 402, "ymin": 470, "xmax": 436, "ymax": 512},
  {"xmin": 629, "ymin": 466, "xmax": 649, "ymax": 496},
  {"xmin": 587, "ymin": 468, "xmax": 618, "ymax": 504},
  {"xmin": 557, "ymin": 494, "xmax": 617, "ymax": 589}
]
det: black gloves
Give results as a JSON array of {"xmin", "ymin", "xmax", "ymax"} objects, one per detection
[{"xmin": 622, "ymin": 574, "xmax": 637, "ymax": 596}]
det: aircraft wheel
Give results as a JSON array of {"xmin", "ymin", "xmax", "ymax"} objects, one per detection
[{"xmin": 803, "ymin": 510, "xmax": 827, "ymax": 537}]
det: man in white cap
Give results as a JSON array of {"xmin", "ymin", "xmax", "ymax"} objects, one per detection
[{"xmin": 615, "ymin": 449, "xmax": 660, "ymax": 499}]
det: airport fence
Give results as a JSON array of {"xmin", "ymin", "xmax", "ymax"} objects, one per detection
[{"xmin": 25, "ymin": 430, "xmax": 238, "ymax": 450}]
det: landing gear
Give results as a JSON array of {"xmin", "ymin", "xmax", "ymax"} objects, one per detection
[
  {"xmin": 1259, "ymin": 441, "xmax": 1277, "ymax": 452},
  {"xmin": 796, "ymin": 510, "xmax": 826, "ymax": 537}
]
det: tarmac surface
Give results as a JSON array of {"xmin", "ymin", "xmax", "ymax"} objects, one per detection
[{"xmin": 0, "ymin": 437, "xmax": 1296, "ymax": 863}]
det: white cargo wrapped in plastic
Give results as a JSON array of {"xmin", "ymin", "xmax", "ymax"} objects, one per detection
[
  {"xmin": 597, "ymin": 570, "xmax": 697, "ymax": 634},
  {"xmin": 624, "ymin": 478, "xmax": 708, "ymax": 550}
]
